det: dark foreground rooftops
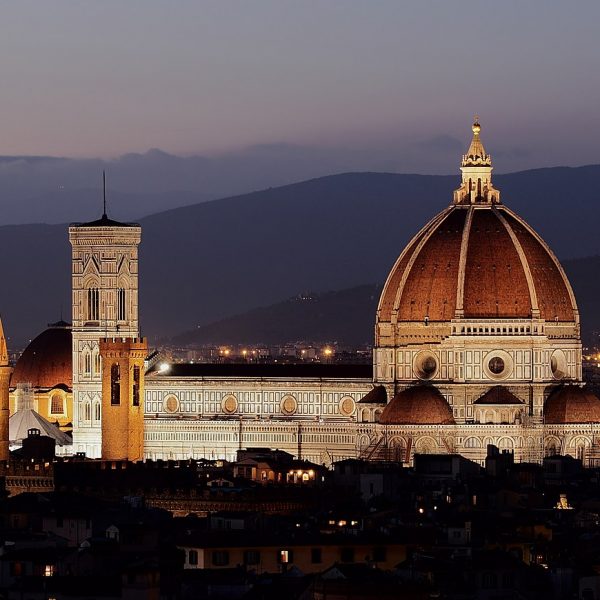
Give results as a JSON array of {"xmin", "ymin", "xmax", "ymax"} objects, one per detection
[{"xmin": 148, "ymin": 362, "xmax": 372, "ymax": 380}]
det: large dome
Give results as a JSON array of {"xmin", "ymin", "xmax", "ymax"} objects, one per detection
[
  {"xmin": 11, "ymin": 321, "xmax": 72, "ymax": 390},
  {"xmin": 377, "ymin": 122, "xmax": 577, "ymax": 326}
]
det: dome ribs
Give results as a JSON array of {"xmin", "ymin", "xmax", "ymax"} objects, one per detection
[
  {"xmin": 501, "ymin": 210, "xmax": 576, "ymax": 322},
  {"xmin": 378, "ymin": 208, "xmax": 451, "ymax": 322},
  {"xmin": 396, "ymin": 208, "xmax": 465, "ymax": 322},
  {"xmin": 463, "ymin": 209, "xmax": 532, "ymax": 318}
]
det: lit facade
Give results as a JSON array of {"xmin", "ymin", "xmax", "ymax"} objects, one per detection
[{"xmin": 17, "ymin": 119, "xmax": 600, "ymax": 465}]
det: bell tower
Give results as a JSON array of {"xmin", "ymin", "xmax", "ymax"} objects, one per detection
[
  {"xmin": 99, "ymin": 336, "xmax": 147, "ymax": 461},
  {"xmin": 69, "ymin": 195, "xmax": 141, "ymax": 458}
]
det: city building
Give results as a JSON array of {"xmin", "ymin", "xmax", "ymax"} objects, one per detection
[{"xmin": 7, "ymin": 119, "xmax": 600, "ymax": 465}]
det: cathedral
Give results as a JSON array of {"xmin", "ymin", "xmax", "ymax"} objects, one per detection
[{"xmin": 6, "ymin": 119, "xmax": 600, "ymax": 466}]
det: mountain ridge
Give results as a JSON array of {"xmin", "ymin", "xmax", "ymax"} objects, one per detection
[{"xmin": 1, "ymin": 168, "xmax": 599, "ymax": 347}]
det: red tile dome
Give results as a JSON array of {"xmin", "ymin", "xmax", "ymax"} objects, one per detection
[
  {"xmin": 378, "ymin": 205, "xmax": 577, "ymax": 324},
  {"xmin": 11, "ymin": 321, "xmax": 72, "ymax": 390},
  {"xmin": 379, "ymin": 385, "xmax": 455, "ymax": 425},
  {"xmin": 377, "ymin": 121, "xmax": 577, "ymax": 328},
  {"xmin": 544, "ymin": 386, "xmax": 600, "ymax": 424}
]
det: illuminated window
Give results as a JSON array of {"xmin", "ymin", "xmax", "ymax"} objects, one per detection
[
  {"xmin": 278, "ymin": 549, "xmax": 293, "ymax": 564},
  {"xmin": 50, "ymin": 394, "xmax": 64, "ymax": 415},
  {"xmin": 87, "ymin": 288, "xmax": 99, "ymax": 321},
  {"xmin": 117, "ymin": 288, "xmax": 126, "ymax": 321},
  {"xmin": 44, "ymin": 564, "xmax": 54, "ymax": 577},
  {"xmin": 111, "ymin": 364, "xmax": 120, "ymax": 405}
]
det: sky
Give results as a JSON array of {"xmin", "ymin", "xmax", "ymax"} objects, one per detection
[{"xmin": 0, "ymin": 1, "xmax": 599, "ymax": 174}]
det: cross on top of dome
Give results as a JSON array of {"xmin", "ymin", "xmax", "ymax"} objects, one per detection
[{"xmin": 453, "ymin": 117, "xmax": 501, "ymax": 205}]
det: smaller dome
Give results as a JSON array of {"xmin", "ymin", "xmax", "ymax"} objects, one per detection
[
  {"xmin": 544, "ymin": 386, "xmax": 600, "ymax": 424},
  {"xmin": 379, "ymin": 385, "xmax": 455, "ymax": 425},
  {"xmin": 11, "ymin": 322, "xmax": 72, "ymax": 390}
]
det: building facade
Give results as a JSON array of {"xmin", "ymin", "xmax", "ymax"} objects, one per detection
[{"xmin": 11, "ymin": 119, "xmax": 600, "ymax": 466}]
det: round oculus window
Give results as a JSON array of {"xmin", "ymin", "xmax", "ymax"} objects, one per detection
[
  {"xmin": 414, "ymin": 351, "xmax": 438, "ymax": 380},
  {"xmin": 339, "ymin": 396, "xmax": 356, "ymax": 416},
  {"xmin": 281, "ymin": 395, "xmax": 297, "ymax": 415},
  {"xmin": 550, "ymin": 349, "xmax": 567, "ymax": 380},
  {"xmin": 164, "ymin": 395, "xmax": 179, "ymax": 413},
  {"xmin": 222, "ymin": 395, "xmax": 238, "ymax": 414},
  {"xmin": 488, "ymin": 356, "xmax": 505, "ymax": 375}
]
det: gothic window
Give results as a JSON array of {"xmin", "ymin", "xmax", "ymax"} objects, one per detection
[
  {"xmin": 50, "ymin": 394, "xmax": 64, "ymax": 415},
  {"xmin": 84, "ymin": 401, "xmax": 91, "ymax": 421},
  {"xmin": 117, "ymin": 288, "xmax": 126, "ymax": 321},
  {"xmin": 84, "ymin": 351, "xmax": 92, "ymax": 376},
  {"xmin": 94, "ymin": 402, "xmax": 101, "ymax": 422},
  {"xmin": 110, "ymin": 363, "xmax": 120, "ymax": 405},
  {"xmin": 133, "ymin": 365, "xmax": 140, "ymax": 407},
  {"xmin": 93, "ymin": 350, "xmax": 101, "ymax": 376},
  {"xmin": 87, "ymin": 288, "xmax": 99, "ymax": 321}
]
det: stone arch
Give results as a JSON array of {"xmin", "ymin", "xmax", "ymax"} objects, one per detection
[
  {"xmin": 373, "ymin": 408, "xmax": 383, "ymax": 423},
  {"xmin": 568, "ymin": 436, "xmax": 591, "ymax": 461},
  {"xmin": 544, "ymin": 435, "xmax": 561, "ymax": 456},
  {"xmin": 463, "ymin": 437, "xmax": 482, "ymax": 449},
  {"xmin": 497, "ymin": 437, "xmax": 514, "ymax": 450},
  {"xmin": 389, "ymin": 436, "xmax": 407, "ymax": 462},
  {"xmin": 360, "ymin": 408, "xmax": 372, "ymax": 423},
  {"xmin": 414, "ymin": 436, "xmax": 437, "ymax": 454}
]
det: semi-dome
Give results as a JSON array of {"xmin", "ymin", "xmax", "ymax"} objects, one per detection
[
  {"xmin": 544, "ymin": 386, "xmax": 600, "ymax": 424},
  {"xmin": 379, "ymin": 385, "xmax": 455, "ymax": 425},
  {"xmin": 11, "ymin": 321, "xmax": 72, "ymax": 390},
  {"xmin": 377, "ymin": 120, "xmax": 577, "ymax": 326}
]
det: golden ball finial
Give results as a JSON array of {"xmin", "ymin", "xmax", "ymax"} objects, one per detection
[{"xmin": 472, "ymin": 115, "xmax": 481, "ymax": 135}]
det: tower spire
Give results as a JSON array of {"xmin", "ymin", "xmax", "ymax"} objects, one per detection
[
  {"xmin": 453, "ymin": 117, "xmax": 500, "ymax": 205},
  {"xmin": 102, "ymin": 170, "xmax": 107, "ymax": 218}
]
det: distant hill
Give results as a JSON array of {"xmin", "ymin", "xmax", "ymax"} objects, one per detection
[
  {"xmin": 171, "ymin": 285, "xmax": 381, "ymax": 347},
  {"xmin": 1, "ymin": 168, "xmax": 600, "ymax": 347},
  {"xmin": 169, "ymin": 257, "xmax": 600, "ymax": 348}
]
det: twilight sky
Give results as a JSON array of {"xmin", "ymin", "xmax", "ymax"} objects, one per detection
[{"xmin": 1, "ymin": 1, "xmax": 599, "ymax": 174}]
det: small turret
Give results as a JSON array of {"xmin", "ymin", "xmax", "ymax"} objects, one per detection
[{"xmin": 453, "ymin": 117, "xmax": 501, "ymax": 205}]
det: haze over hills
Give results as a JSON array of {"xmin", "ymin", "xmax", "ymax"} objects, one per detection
[{"xmin": 1, "ymin": 167, "xmax": 600, "ymax": 348}]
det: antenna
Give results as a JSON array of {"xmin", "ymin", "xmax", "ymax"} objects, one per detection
[{"xmin": 102, "ymin": 170, "xmax": 107, "ymax": 218}]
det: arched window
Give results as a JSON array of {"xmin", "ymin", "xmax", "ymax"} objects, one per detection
[
  {"xmin": 84, "ymin": 401, "xmax": 91, "ymax": 421},
  {"xmin": 87, "ymin": 287, "xmax": 99, "ymax": 321},
  {"xmin": 117, "ymin": 288, "xmax": 126, "ymax": 321},
  {"xmin": 110, "ymin": 363, "xmax": 120, "ymax": 405},
  {"xmin": 50, "ymin": 394, "xmax": 64, "ymax": 415},
  {"xmin": 94, "ymin": 402, "xmax": 101, "ymax": 422},
  {"xmin": 84, "ymin": 351, "xmax": 92, "ymax": 376},
  {"xmin": 133, "ymin": 366, "xmax": 140, "ymax": 407},
  {"xmin": 93, "ymin": 350, "xmax": 101, "ymax": 376}
]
